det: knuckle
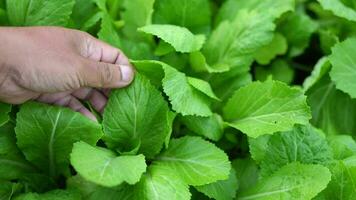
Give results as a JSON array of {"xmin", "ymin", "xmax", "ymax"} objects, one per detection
[{"xmin": 99, "ymin": 63, "xmax": 115, "ymax": 87}]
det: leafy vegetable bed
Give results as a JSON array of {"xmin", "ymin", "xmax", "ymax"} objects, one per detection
[{"xmin": 0, "ymin": 0, "xmax": 356, "ymax": 199}]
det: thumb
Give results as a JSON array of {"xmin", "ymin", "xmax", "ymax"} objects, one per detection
[{"xmin": 79, "ymin": 59, "xmax": 135, "ymax": 88}]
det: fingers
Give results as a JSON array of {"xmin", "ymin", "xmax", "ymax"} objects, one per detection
[
  {"xmin": 79, "ymin": 58, "xmax": 134, "ymax": 88},
  {"xmin": 72, "ymin": 88, "xmax": 107, "ymax": 113},
  {"xmin": 37, "ymin": 92, "xmax": 97, "ymax": 122}
]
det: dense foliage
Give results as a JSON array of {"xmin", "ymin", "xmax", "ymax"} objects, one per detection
[{"xmin": 0, "ymin": 0, "xmax": 356, "ymax": 199}]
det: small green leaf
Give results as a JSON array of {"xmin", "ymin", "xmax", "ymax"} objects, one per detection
[
  {"xmin": 70, "ymin": 141, "xmax": 146, "ymax": 187},
  {"xmin": 187, "ymin": 77, "xmax": 220, "ymax": 101},
  {"xmin": 180, "ymin": 114, "xmax": 224, "ymax": 141},
  {"xmin": 155, "ymin": 136, "xmax": 230, "ymax": 186},
  {"xmin": 254, "ymin": 33, "xmax": 288, "ymax": 65},
  {"xmin": 195, "ymin": 168, "xmax": 238, "ymax": 200},
  {"xmin": 238, "ymin": 163, "xmax": 331, "ymax": 200},
  {"xmin": 139, "ymin": 24, "xmax": 205, "ymax": 53},
  {"xmin": 223, "ymin": 80, "xmax": 311, "ymax": 138}
]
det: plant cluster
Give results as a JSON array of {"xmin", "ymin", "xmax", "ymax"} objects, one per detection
[{"xmin": 0, "ymin": 0, "xmax": 356, "ymax": 199}]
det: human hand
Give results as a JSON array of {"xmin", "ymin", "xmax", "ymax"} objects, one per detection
[{"xmin": 0, "ymin": 27, "xmax": 134, "ymax": 121}]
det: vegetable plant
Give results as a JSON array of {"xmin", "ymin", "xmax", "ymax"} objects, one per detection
[{"xmin": 1, "ymin": 0, "xmax": 356, "ymax": 199}]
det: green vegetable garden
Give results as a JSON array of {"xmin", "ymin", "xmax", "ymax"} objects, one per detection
[{"xmin": 1, "ymin": 0, "xmax": 356, "ymax": 199}]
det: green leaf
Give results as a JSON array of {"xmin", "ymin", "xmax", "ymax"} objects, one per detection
[
  {"xmin": 328, "ymin": 135, "xmax": 356, "ymax": 160},
  {"xmin": 215, "ymin": 0, "xmax": 295, "ymax": 26},
  {"xmin": 329, "ymin": 37, "xmax": 356, "ymax": 98},
  {"xmin": 259, "ymin": 125, "xmax": 333, "ymax": 177},
  {"xmin": 153, "ymin": 0, "xmax": 211, "ymax": 33},
  {"xmin": 203, "ymin": 11, "xmax": 275, "ymax": 73},
  {"xmin": 180, "ymin": 114, "xmax": 224, "ymax": 141},
  {"xmin": 223, "ymin": 80, "xmax": 311, "ymax": 138},
  {"xmin": 0, "ymin": 102, "xmax": 11, "ymax": 127},
  {"xmin": 248, "ymin": 135, "xmax": 271, "ymax": 164},
  {"xmin": 254, "ymin": 33, "xmax": 288, "ymax": 65},
  {"xmin": 121, "ymin": 0, "xmax": 155, "ymax": 40},
  {"xmin": 139, "ymin": 24, "xmax": 205, "ymax": 53},
  {"xmin": 15, "ymin": 102, "xmax": 103, "ymax": 177},
  {"xmin": 195, "ymin": 168, "xmax": 238, "ymax": 200},
  {"xmin": 0, "ymin": 123, "xmax": 37, "ymax": 180},
  {"xmin": 155, "ymin": 136, "xmax": 230, "ymax": 186},
  {"xmin": 319, "ymin": 158, "xmax": 356, "ymax": 200},
  {"xmin": 102, "ymin": 74, "xmax": 171, "ymax": 158},
  {"xmin": 6, "ymin": 0, "xmax": 75, "ymax": 26},
  {"xmin": 162, "ymin": 64, "xmax": 213, "ymax": 116},
  {"xmin": 318, "ymin": 0, "xmax": 356, "ymax": 22},
  {"xmin": 307, "ymin": 75, "xmax": 356, "ymax": 136},
  {"xmin": 14, "ymin": 189, "xmax": 81, "ymax": 200},
  {"xmin": 134, "ymin": 165, "xmax": 191, "ymax": 200},
  {"xmin": 70, "ymin": 141, "xmax": 146, "ymax": 187},
  {"xmin": 278, "ymin": 11, "xmax": 318, "ymax": 57},
  {"xmin": 71, "ymin": 0, "xmax": 99, "ymax": 29},
  {"xmin": 238, "ymin": 163, "xmax": 331, "ymax": 200},
  {"xmin": 232, "ymin": 158, "xmax": 259, "ymax": 192}
]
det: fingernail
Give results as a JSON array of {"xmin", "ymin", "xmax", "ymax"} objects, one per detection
[{"xmin": 120, "ymin": 65, "xmax": 134, "ymax": 83}]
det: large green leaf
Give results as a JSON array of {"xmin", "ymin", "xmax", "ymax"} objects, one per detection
[
  {"xmin": 153, "ymin": 0, "xmax": 211, "ymax": 33},
  {"xmin": 139, "ymin": 24, "xmax": 206, "ymax": 53},
  {"xmin": 223, "ymin": 80, "xmax": 311, "ymax": 138},
  {"xmin": 102, "ymin": 74, "xmax": 170, "ymax": 157},
  {"xmin": 195, "ymin": 168, "xmax": 238, "ymax": 200},
  {"xmin": 258, "ymin": 125, "xmax": 333, "ymax": 176},
  {"xmin": 318, "ymin": 0, "xmax": 356, "ymax": 22},
  {"xmin": 15, "ymin": 102, "xmax": 103, "ymax": 177},
  {"xmin": 0, "ymin": 123, "xmax": 37, "ymax": 180},
  {"xmin": 134, "ymin": 165, "xmax": 191, "ymax": 200},
  {"xmin": 70, "ymin": 141, "xmax": 146, "ymax": 187},
  {"xmin": 155, "ymin": 136, "xmax": 230, "ymax": 186},
  {"xmin": 0, "ymin": 102, "xmax": 11, "ymax": 127},
  {"xmin": 238, "ymin": 163, "xmax": 331, "ymax": 200},
  {"xmin": 329, "ymin": 37, "xmax": 356, "ymax": 98},
  {"xmin": 6, "ymin": 0, "xmax": 75, "ymax": 26},
  {"xmin": 307, "ymin": 75, "xmax": 356, "ymax": 136}
]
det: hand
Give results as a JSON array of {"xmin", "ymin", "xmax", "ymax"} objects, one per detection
[{"xmin": 0, "ymin": 26, "xmax": 134, "ymax": 121}]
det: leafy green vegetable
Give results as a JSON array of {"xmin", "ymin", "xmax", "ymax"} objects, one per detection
[
  {"xmin": 70, "ymin": 141, "xmax": 146, "ymax": 187},
  {"xmin": 2, "ymin": 0, "xmax": 356, "ymax": 199},
  {"xmin": 139, "ymin": 25, "xmax": 206, "ymax": 53},
  {"xmin": 224, "ymin": 80, "xmax": 311, "ymax": 138},
  {"xmin": 329, "ymin": 37, "xmax": 356, "ymax": 98},
  {"xmin": 102, "ymin": 74, "xmax": 170, "ymax": 157},
  {"xmin": 15, "ymin": 102, "xmax": 103, "ymax": 177},
  {"xmin": 238, "ymin": 163, "xmax": 331, "ymax": 200},
  {"xmin": 155, "ymin": 136, "xmax": 230, "ymax": 186}
]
